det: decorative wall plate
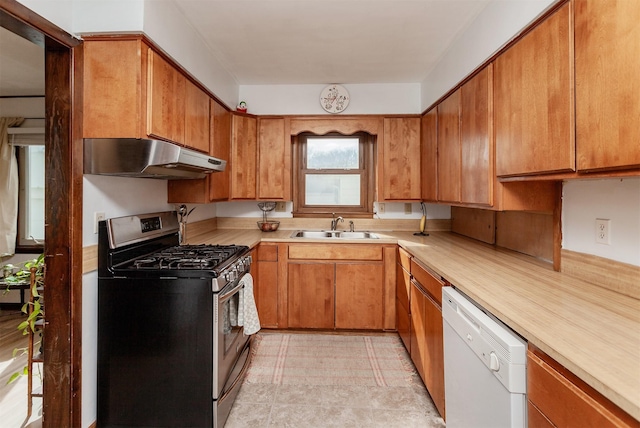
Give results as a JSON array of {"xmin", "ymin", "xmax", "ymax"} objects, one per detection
[{"xmin": 320, "ymin": 84, "xmax": 350, "ymax": 113}]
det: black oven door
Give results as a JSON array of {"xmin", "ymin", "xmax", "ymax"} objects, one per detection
[{"xmin": 215, "ymin": 278, "xmax": 251, "ymax": 399}]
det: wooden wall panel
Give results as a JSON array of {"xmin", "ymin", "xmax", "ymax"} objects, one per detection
[
  {"xmin": 451, "ymin": 206, "xmax": 495, "ymax": 244},
  {"xmin": 496, "ymin": 211, "xmax": 553, "ymax": 262}
]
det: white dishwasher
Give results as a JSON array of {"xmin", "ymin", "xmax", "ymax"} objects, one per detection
[{"xmin": 442, "ymin": 286, "xmax": 527, "ymax": 428}]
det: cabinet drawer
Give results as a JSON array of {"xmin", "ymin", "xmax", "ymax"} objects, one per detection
[
  {"xmin": 398, "ymin": 247, "xmax": 412, "ymax": 272},
  {"xmin": 527, "ymin": 349, "xmax": 637, "ymax": 428},
  {"xmin": 257, "ymin": 244, "xmax": 278, "ymax": 261},
  {"xmin": 288, "ymin": 244, "xmax": 382, "ymax": 261},
  {"xmin": 410, "ymin": 259, "xmax": 444, "ymax": 306}
]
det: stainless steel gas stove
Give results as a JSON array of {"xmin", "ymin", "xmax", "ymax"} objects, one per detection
[{"xmin": 97, "ymin": 211, "xmax": 252, "ymax": 428}]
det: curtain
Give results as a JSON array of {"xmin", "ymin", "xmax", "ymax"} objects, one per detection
[{"xmin": 0, "ymin": 117, "xmax": 25, "ymax": 256}]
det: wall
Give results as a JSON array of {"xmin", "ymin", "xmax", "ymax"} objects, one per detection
[
  {"xmin": 17, "ymin": 0, "xmax": 239, "ymax": 109},
  {"xmin": 420, "ymin": 0, "xmax": 555, "ymax": 109},
  {"xmin": 563, "ymin": 178, "xmax": 640, "ymax": 267},
  {"xmin": 239, "ymin": 83, "xmax": 421, "ymax": 115}
]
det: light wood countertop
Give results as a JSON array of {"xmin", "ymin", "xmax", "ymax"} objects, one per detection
[{"xmin": 187, "ymin": 228, "xmax": 640, "ymax": 420}]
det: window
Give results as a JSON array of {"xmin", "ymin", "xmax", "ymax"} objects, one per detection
[
  {"xmin": 293, "ymin": 132, "xmax": 374, "ymax": 217},
  {"xmin": 17, "ymin": 145, "xmax": 45, "ymax": 250}
]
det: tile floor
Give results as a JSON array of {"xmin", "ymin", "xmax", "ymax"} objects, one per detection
[{"xmin": 226, "ymin": 334, "xmax": 446, "ymax": 428}]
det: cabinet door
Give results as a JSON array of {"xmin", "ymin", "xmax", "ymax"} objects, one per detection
[
  {"xmin": 210, "ymin": 100, "xmax": 231, "ymax": 201},
  {"xmin": 575, "ymin": 0, "xmax": 640, "ymax": 172},
  {"xmin": 147, "ymin": 49, "xmax": 186, "ymax": 144},
  {"xmin": 421, "ymin": 108, "xmax": 438, "ymax": 202},
  {"xmin": 256, "ymin": 244, "xmax": 278, "ymax": 328},
  {"xmin": 494, "ymin": 3, "xmax": 573, "ymax": 176},
  {"xmin": 257, "ymin": 117, "xmax": 290, "ymax": 200},
  {"xmin": 410, "ymin": 281, "xmax": 427, "ymax": 382},
  {"xmin": 287, "ymin": 263, "xmax": 334, "ymax": 329},
  {"xmin": 437, "ymin": 89, "xmax": 461, "ymax": 203},
  {"xmin": 335, "ymin": 263, "xmax": 384, "ymax": 330},
  {"xmin": 460, "ymin": 66, "xmax": 492, "ymax": 206},
  {"xmin": 83, "ymin": 39, "xmax": 146, "ymax": 138},
  {"xmin": 396, "ymin": 262, "xmax": 411, "ymax": 351},
  {"xmin": 382, "ymin": 117, "xmax": 421, "ymax": 201},
  {"xmin": 184, "ymin": 80, "xmax": 210, "ymax": 153},
  {"xmin": 230, "ymin": 114, "xmax": 257, "ymax": 199},
  {"xmin": 423, "ymin": 290, "xmax": 445, "ymax": 419}
]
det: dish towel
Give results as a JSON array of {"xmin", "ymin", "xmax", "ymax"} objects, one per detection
[{"xmin": 238, "ymin": 273, "xmax": 261, "ymax": 335}]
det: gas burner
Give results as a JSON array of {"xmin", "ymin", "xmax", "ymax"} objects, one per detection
[{"xmin": 126, "ymin": 244, "xmax": 246, "ymax": 271}]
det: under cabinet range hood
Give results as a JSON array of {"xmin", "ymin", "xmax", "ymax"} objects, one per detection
[{"xmin": 83, "ymin": 138, "xmax": 226, "ymax": 179}]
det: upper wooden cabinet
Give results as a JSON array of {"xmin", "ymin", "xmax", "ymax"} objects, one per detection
[
  {"xmin": 184, "ymin": 80, "xmax": 211, "ymax": 154},
  {"xmin": 494, "ymin": 2, "xmax": 574, "ymax": 177},
  {"xmin": 381, "ymin": 117, "xmax": 422, "ymax": 201},
  {"xmin": 460, "ymin": 66, "xmax": 492, "ymax": 206},
  {"xmin": 257, "ymin": 117, "xmax": 291, "ymax": 200},
  {"xmin": 437, "ymin": 90, "xmax": 461, "ymax": 203},
  {"xmin": 421, "ymin": 108, "xmax": 438, "ymax": 202},
  {"xmin": 167, "ymin": 99, "xmax": 231, "ymax": 204},
  {"xmin": 230, "ymin": 114, "xmax": 257, "ymax": 199},
  {"xmin": 147, "ymin": 49, "xmax": 186, "ymax": 144},
  {"xmin": 575, "ymin": 0, "xmax": 640, "ymax": 172},
  {"xmin": 84, "ymin": 38, "xmax": 211, "ymax": 153}
]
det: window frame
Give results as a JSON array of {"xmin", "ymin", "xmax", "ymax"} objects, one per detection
[
  {"xmin": 15, "ymin": 145, "xmax": 45, "ymax": 253},
  {"xmin": 292, "ymin": 132, "xmax": 375, "ymax": 218}
]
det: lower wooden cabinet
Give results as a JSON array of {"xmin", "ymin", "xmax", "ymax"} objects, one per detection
[
  {"xmin": 396, "ymin": 260, "xmax": 411, "ymax": 351},
  {"xmin": 287, "ymin": 263, "xmax": 334, "ymax": 329},
  {"xmin": 400, "ymin": 253, "xmax": 446, "ymax": 420},
  {"xmin": 283, "ymin": 243, "xmax": 394, "ymax": 330},
  {"xmin": 335, "ymin": 263, "xmax": 384, "ymax": 330},
  {"xmin": 410, "ymin": 277, "xmax": 445, "ymax": 419},
  {"xmin": 527, "ymin": 347, "xmax": 637, "ymax": 428},
  {"xmin": 255, "ymin": 244, "xmax": 279, "ymax": 328}
]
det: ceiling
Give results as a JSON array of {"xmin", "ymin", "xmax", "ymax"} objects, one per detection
[{"xmin": 0, "ymin": 0, "xmax": 491, "ymax": 95}]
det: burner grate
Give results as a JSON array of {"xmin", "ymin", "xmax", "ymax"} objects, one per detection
[{"xmin": 126, "ymin": 244, "xmax": 245, "ymax": 271}]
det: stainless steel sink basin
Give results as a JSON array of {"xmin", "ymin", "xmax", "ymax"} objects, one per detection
[{"xmin": 290, "ymin": 230, "xmax": 378, "ymax": 239}]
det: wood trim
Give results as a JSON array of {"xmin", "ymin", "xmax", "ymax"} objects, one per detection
[
  {"xmin": 1, "ymin": 3, "xmax": 83, "ymax": 426},
  {"xmin": 561, "ymin": 250, "xmax": 640, "ymax": 300}
]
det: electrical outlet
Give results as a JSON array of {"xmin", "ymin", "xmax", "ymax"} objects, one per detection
[
  {"xmin": 275, "ymin": 202, "xmax": 286, "ymax": 212},
  {"xmin": 94, "ymin": 212, "xmax": 106, "ymax": 234},
  {"xmin": 595, "ymin": 218, "xmax": 610, "ymax": 245},
  {"xmin": 404, "ymin": 203, "xmax": 412, "ymax": 215},
  {"xmin": 378, "ymin": 203, "xmax": 385, "ymax": 214}
]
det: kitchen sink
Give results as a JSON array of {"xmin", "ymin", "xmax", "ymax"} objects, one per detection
[{"xmin": 290, "ymin": 230, "xmax": 379, "ymax": 239}]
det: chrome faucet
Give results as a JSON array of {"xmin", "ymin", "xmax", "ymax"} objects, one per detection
[{"xmin": 330, "ymin": 214, "xmax": 344, "ymax": 231}]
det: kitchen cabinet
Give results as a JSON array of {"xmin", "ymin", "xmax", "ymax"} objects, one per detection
[
  {"xmin": 284, "ymin": 244, "xmax": 393, "ymax": 330},
  {"xmin": 335, "ymin": 263, "xmax": 384, "ymax": 330},
  {"xmin": 167, "ymin": 99, "xmax": 231, "ymax": 203},
  {"xmin": 409, "ymin": 259, "xmax": 445, "ymax": 419},
  {"xmin": 527, "ymin": 346, "xmax": 637, "ymax": 428},
  {"xmin": 257, "ymin": 117, "xmax": 291, "ymax": 200},
  {"xmin": 84, "ymin": 37, "xmax": 211, "ymax": 153},
  {"xmin": 287, "ymin": 263, "xmax": 334, "ymax": 329},
  {"xmin": 437, "ymin": 89, "xmax": 461, "ymax": 203},
  {"xmin": 255, "ymin": 244, "xmax": 279, "ymax": 328},
  {"xmin": 184, "ymin": 80, "xmax": 211, "ymax": 153},
  {"xmin": 230, "ymin": 114, "xmax": 257, "ymax": 199},
  {"xmin": 494, "ymin": 2, "xmax": 574, "ymax": 177},
  {"xmin": 460, "ymin": 66, "xmax": 492, "ymax": 206},
  {"xmin": 396, "ymin": 248, "xmax": 412, "ymax": 352},
  {"xmin": 421, "ymin": 108, "xmax": 437, "ymax": 202},
  {"xmin": 575, "ymin": 0, "xmax": 640, "ymax": 172},
  {"xmin": 381, "ymin": 117, "xmax": 422, "ymax": 201},
  {"xmin": 147, "ymin": 49, "xmax": 186, "ymax": 145}
]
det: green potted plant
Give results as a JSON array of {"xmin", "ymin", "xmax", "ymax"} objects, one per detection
[{"xmin": 2, "ymin": 254, "xmax": 45, "ymax": 384}]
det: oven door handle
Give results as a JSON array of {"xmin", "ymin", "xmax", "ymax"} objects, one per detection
[{"xmin": 219, "ymin": 280, "xmax": 244, "ymax": 303}]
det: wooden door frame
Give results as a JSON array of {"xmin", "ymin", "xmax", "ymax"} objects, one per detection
[{"xmin": 0, "ymin": 1, "xmax": 83, "ymax": 426}]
